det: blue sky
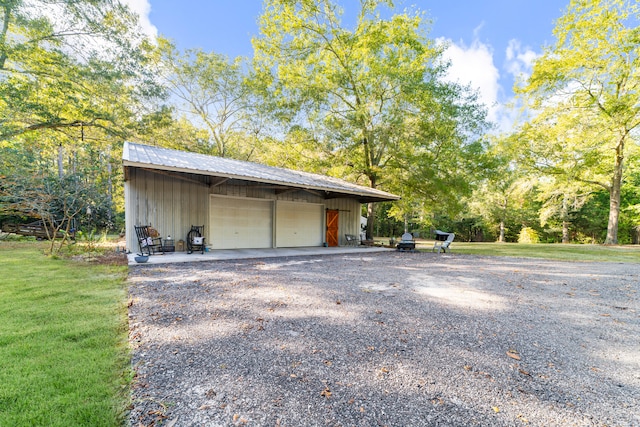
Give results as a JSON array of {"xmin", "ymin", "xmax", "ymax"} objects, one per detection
[{"xmin": 126, "ymin": 0, "xmax": 571, "ymax": 130}]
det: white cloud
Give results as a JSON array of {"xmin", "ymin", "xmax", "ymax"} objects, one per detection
[
  {"xmin": 505, "ymin": 39, "xmax": 537, "ymax": 82},
  {"xmin": 436, "ymin": 35, "xmax": 544, "ymax": 133},
  {"xmin": 472, "ymin": 21, "xmax": 486, "ymax": 39},
  {"xmin": 503, "ymin": 40, "xmax": 542, "ymax": 126},
  {"xmin": 119, "ymin": 0, "xmax": 158, "ymax": 39},
  {"xmin": 437, "ymin": 37, "xmax": 501, "ymax": 124}
]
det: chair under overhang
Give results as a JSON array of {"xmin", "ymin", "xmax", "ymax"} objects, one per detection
[{"xmin": 187, "ymin": 225, "xmax": 205, "ymax": 254}]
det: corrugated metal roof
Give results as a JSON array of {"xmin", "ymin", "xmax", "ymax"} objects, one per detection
[{"xmin": 122, "ymin": 142, "xmax": 399, "ymax": 202}]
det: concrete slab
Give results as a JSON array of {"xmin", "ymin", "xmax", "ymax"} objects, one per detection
[{"xmin": 128, "ymin": 246, "xmax": 393, "ymax": 265}]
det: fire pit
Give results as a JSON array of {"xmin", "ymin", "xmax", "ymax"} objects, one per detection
[{"xmin": 396, "ymin": 232, "xmax": 416, "ymax": 251}]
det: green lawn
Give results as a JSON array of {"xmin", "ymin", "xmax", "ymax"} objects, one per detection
[
  {"xmin": 416, "ymin": 240, "xmax": 640, "ymax": 263},
  {"xmin": 0, "ymin": 242, "xmax": 130, "ymax": 427}
]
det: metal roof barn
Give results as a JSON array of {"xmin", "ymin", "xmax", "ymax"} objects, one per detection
[{"xmin": 122, "ymin": 142, "xmax": 399, "ymax": 254}]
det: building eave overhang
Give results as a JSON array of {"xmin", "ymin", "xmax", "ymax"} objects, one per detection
[{"xmin": 122, "ymin": 142, "xmax": 400, "ymax": 204}]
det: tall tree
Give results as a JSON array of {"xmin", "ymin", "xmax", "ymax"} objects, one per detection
[
  {"xmin": 465, "ymin": 135, "xmax": 536, "ymax": 243},
  {"xmin": 134, "ymin": 106, "xmax": 212, "ymax": 153},
  {"xmin": 0, "ymin": 0, "xmax": 159, "ymax": 235},
  {"xmin": 535, "ymin": 178, "xmax": 591, "ymax": 243},
  {"xmin": 154, "ymin": 39, "xmax": 263, "ymax": 159},
  {"xmin": 253, "ymin": 0, "xmax": 488, "ymax": 238},
  {"xmin": 0, "ymin": 0, "xmax": 156, "ymax": 140},
  {"xmin": 513, "ymin": 110, "xmax": 605, "ymax": 242},
  {"xmin": 519, "ymin": 0, "xmax": 640, "ymax": 244}
]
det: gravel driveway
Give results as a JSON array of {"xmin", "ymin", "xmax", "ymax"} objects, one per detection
[{"xmin": 127, "ymin": 252, "xmax": 639, "ymax": 427}]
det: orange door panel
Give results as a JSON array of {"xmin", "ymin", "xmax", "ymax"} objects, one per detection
[{"xmin": 326, "ymin": 209, "xmax": 339, "ymax": 247}]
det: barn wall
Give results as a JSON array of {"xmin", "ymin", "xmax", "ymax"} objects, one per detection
[
  {"xmin": 125, "ymin": 167, "xmax": 364, "ymax": 251},
  {"xmin": 125, "ymin": 168, "xmax": 209, "ymax": 252},
  {"xmin": 325, "ymin": 198, "xmax": 361, "ymax": 246}
]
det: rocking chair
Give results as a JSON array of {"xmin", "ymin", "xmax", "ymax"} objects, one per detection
[
  {"xmin": 135, "ymin": 225, "xmax": 164, "ymax": 256},
  {"xmin": 187, "ymin": 225, "xmax": 205, "ymax": 254}
]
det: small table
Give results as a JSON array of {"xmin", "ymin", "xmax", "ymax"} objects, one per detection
[{"xmin": 162, "ymin": 237, "xmax": 175, "ymax": 252}]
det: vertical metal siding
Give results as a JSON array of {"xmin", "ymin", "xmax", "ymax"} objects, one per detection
[
  {"xmin": 125, "ymin": 168, "xmax": 362, "ymax": 251},
  {"xmin": 125, "ymin": 169, "xmax": 208, "ymax": 252}
]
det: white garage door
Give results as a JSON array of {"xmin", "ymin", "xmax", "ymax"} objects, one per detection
[
  {"xmin": 275, "ymin": 201, "xmax": 324, "ymax": 247},
  {"xmin": 209, "ymin": 196, "xmax": 273, "ymax": 249}
]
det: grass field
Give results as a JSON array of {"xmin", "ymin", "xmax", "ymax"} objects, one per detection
[
  {"xmin": 415, "ymin": 240, "xmax": 640, "ymax": 263},
  {"xmin": 0, "ymin": 242, "xmax": 130, "ymax": 427}
]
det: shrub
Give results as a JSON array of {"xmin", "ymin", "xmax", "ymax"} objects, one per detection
[{"xmin": 518, "ymin": 227, "xmax": 540, "ymax": 244}]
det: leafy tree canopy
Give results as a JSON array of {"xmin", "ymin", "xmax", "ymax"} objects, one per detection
[
  {"xmin": 518, "ymin": 0, "xmax": 640, "ymax": 243},
  {"xmin": 0, "ymin": 0, "xmax": 159, "ymax": 140},
  {"xmin": 252, "ymin": 0, "xmax": 489, "ymax": 236}
]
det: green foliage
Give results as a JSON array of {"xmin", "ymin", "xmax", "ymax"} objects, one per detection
[
  {"xmin": 256, "ymin": 129, "xmax": 340, "ymax": 175},
  {"xmin": 2, "ymin": 0, "xmax": 637, "ymax": 249},
  {"xmin": 372, "ymin": 202, "xmax": 405, "ymax": 238},
  {"xmin": 0, "ymin": 242, "xmax": 129, "ymax": 426},
  {"xmin": 518, "ymin": 0, "xmax": 640, "ymax": 244},
  {"xmin": 462, "ymin": 135, "xmax": 539, "ymax": 242},
  {"xmin": 151, "ymin": 38, "xmax": 263, "ymax": 159},
  {"xmin": 0, "ymin": 139, "xmax": 122, "ymax": 254},
  {"xmin": 0, "ymin": 0, "xmax": 157, "ymax": 140},
  {"xmin": 518, "ymin": 226, "xmax": 540, "ymax": 244},
  {"xmin": 253, "ymin": 0, "xmax": 490, "ymax": 237},
  {"xmin": 620, "ymin": 163, "xmax": 640, "ymax": 243},
  {"xmin": 442, "ymin": 216, "xmax": 494, "ymax": 243},
  {"xmin": 567, "ymin": 190, "xmax": 608, "ymax": 243},
  {"xmin": 0, "ymin": 0, "xmax": 164, "ymax": 241},
  {"xmin": 134, "ymin": 107, "xmax": 210, "ymax": 154},
  {"xmin": 74, "ymin": 229, "xmax": 104, "ymax": 254}
]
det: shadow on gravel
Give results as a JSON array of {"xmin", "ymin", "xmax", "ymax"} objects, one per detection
[{"xmin": 128, "ymin": 252, "xmax": 639, "ymax": 427}]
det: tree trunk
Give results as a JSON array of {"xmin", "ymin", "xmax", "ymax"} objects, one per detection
[
  {"xmin": 562, "ymin": 195, "xmax": 569, "ymax": 244},
  {"xmin": 57, "ymin": 143, "xmax": 64, "ymax": 179},
  {"xmin": 106, "ymin": 158, "xmax": 113, "ymax": 227},
  {"xmin": 364, "ymin": 173, "xmax": 378, "ymax": 241},
  {"xmin": 366, "ymin": 202, "xmax": 375, "ymax": 240},
  {"xmin": 0, "ymin": 4, "xmax": 12, "ymax": 70},
  {"xmin": 363, "ymin": 134, "xmax": 377, "ymax": 241},
  {"xmin": 562, "ymin": 220, "xmax": 570, "ymax": 243},
  {"xmin": 605, "ymin": 137, "xmax": 624, "ymax": 244},
  {"xmin": 498, "ymin": 197, "xmax": 507, "ymax": 242},
  {"xmin": 605, "ymin": 181, "xmax": 621, "ymax": 244}
]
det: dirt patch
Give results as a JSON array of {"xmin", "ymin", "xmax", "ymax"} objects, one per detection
[
  {"xmin": 69, "ymin": 251, "xmax": 128, "ymax": 266},
  {"xmin": 92, "ymin": 251, "xmax": 128, "ymax": 265},
  {"xmin": 127, "ymin": 252, "xmax": 639, "ymax": 427}
]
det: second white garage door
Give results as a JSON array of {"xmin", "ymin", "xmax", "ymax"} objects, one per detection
[
  {"xmin": 275, "ymin": 201, "xmax": 324, "ymax": 247},
  {"xmin": 209, "ymin": 196, "xmax": 273, "ymax": 249}
]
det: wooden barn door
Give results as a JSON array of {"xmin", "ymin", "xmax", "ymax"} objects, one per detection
[{"xmin": 326, "ymin": 209, "xmax": 339, "ymax": 247}]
